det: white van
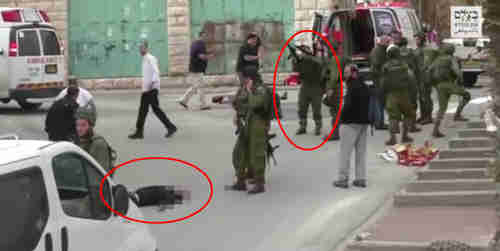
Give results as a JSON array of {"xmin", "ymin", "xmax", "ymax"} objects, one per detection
[
  {"xmin": 312, "ymin": 2, "xmax": 423, "ymax": 79},
  {"xmin": 0, "ymin": 136, "xmax": 158, "ymax": 251},
  {"xmin": 0, "ymin": 8, "xmax": 65, "ymax": 110}
]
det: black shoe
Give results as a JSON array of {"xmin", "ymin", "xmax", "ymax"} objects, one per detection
[
  {"xmin": 248, "ymin": 184, "xmax": 265, "ymax": 194},
  {"xmin": 352, "ymin": 180, "xmax": 367, "ymax": 188},
  {"xmin": 128, "ymin": 132, "xmax": 144, "ymax": 139},
  {"xmin": 165, "ymin": 128, "xmax": 177, "ymax": 138},
  {"xmin": 333, "ymin": 180, "xmax": 349, "ymax": 189}
]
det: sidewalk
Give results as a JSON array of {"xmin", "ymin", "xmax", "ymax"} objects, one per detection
[{"xmin": 342, "ymin": 120, "xmax": 498, "ymax": 251}]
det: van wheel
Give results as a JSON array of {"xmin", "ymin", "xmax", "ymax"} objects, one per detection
[
  {"xmin": 16, "ymin": 99, "xmax": 42, "ymax": 110},
  {"xmin": 0, "ymin": 98, "xmax": 10, "ymax": 104}
]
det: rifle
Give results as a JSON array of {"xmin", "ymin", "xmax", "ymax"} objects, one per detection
[
  {"xmin": 287, "ymin": 44, "xmax": 300, "ymax": 61},
  {"xmin": 267, "ymin": 133, "xmax": 280, "ymax": 166}
]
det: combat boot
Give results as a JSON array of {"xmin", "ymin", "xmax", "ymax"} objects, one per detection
[
  {"xmin": 385, "ymin": 120, "xmax": 398, "ymax": 146},
  {"xmin": 228, "ymin": 178, "xmax": 247, "ymax": 191},
  {"xmin": 314, "ymin": 120, "xmax": 322, "ymax": 136},
  {"xmin": 409, "ymin": 118, "xmax": 422, "ymax": 133},
  {"xmin": 248, "ymin": 181, "xmax": 265, "ymax": 194},
  {"xmin": 128, "ymin": 129, "xmax": 144, "ymax": 139},
  {"xmin": 296, "ymin": 120, "xmax": 307, "ymax": 135},
  {"xmin": 419, "ymin": 116, "xmax": 433, "ymax": 125},
  {"xmin": 401, "ymin": 119, "xmax": 414, "ymax": 143},
  {"xmin": 432, "ymin": 118, "xmax": 446, "ymax": 138}
]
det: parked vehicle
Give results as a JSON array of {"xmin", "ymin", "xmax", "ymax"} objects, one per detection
[
  {"xmin": 0, "ymin": 8, "xmax": 65, "ymax": 110},
  {"xmin": 312, "ymin": 1, "xmax": 423, "ymax": 80},
  {"xmin": 0, "ymin": 135, "xmax": 158, "ymax": 251}
]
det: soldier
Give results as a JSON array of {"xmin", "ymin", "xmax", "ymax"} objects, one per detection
[
  {"xmin": 414, "ymin": 31, "xmax": 438, "ymax": 125},
  {"xmin": 381, "ymin": 45, "xmax": 416, "ymax": 145},
  {"xmin": 323, "ymin": 42, "xmax": 351, "ymax": 141},
  {"xmin": 429, "ymin": 43, "xmax": 471, "ymax": 138},
  {"xmin": 396, "ymin": 37, "xmax": 421, "ymax": 133},
  {"xmin": 294, "ymin": 45, "xmax": 326, "ymax": 136},
  {"xmin": 229, "ymin": 65, "xmax": 272, "ymax": 194},
  {"xmin": 369, "ymin": 35, "xmax": 392, "ymax": 130}
]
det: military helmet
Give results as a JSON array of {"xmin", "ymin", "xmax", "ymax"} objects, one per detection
[
  {"xmin": 386, "ymin": 44, "xmax": 400, "ymax": 58},
  {"xmin": 442, "ymin": 43, "xmax": 455, "ymax": 55},
  {"xmin": 76, "ymin": 107, "xmax": 96, "ymax": 126}
]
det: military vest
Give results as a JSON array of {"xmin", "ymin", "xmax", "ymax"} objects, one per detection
[
  {"xmin": 381, "ymin": 59, "xmax": 411, "ymax": 91},
  {"xmin": 429, "ymin": 55, "xmax": 455, "ymax": 84},
  {"xmin": 293, "ymin": 54, "xmax": 324, "ymax": 85}
]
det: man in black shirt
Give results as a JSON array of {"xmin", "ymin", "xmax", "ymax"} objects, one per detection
[
  {"xmin": 45, "ymin": 86, "xmax": 80, "ymax": 143},
  {"xmin": 178, "ymin": 31, "xmax": 215, "ymax": 110}
]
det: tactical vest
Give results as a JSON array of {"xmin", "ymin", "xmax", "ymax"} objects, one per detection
[
  {"xmin": 293, "ymin": 54, "xmax": 324, "ymax": 85},
  {"xmin": 429, "ymin": 55, "xmax": 455, "ymax": 84},
  {"xmin": 399, "ymin": 47, "xmax": 416, "ymax": 73},
  {"xmin": 381, "ymin": 59, "xmax": 411, "ymax": 91}
]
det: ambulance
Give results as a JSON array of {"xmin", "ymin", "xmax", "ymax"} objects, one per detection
[{"xmin": 0, "ymin": 8, "xmax": 65, "ymax": 110}]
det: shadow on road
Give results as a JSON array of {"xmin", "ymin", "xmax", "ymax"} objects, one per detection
[{"xmin": 0, "ymin": 107, "xmax": 48, "ymax": 116}]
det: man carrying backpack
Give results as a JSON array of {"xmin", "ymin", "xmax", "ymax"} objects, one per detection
[
  {"xmin": 76, "ymin": 109, "xmax": 116, "ymax": 177},
  {"xmin": 428, "ymin": 43, "xmax": 471, "ymax": 138},
  {"xmin": 381, "ymin": 45, "xmax": 416, "ymax": 146}
]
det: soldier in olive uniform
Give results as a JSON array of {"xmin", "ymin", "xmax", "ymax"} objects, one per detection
[
  {"xmin": 294, "ymin": 46, "xmax": 327, "ymax": 136},
  {"xmin": 323, "ymin": 43, "xmax": 351, "ymax": 141},
  {"xmin": 396, "ymin": 37, "xmax": 421, "ymax": 133},
  {"xmin": 381, "ymin": 45, "xmax": 416, "ymax": 145},
  {"xmin": 229, "ymin": 66, "xmax": 272, "ymax": 194},
  {"xmin": 429, "ymin": 44, "xmax": 471, "ymax": 138},
  {"xmin": 369, "ymin": 35, "xmax": 392, "ymax": 130}
]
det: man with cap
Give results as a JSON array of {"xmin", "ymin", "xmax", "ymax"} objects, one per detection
[
  {"xmin": 56, "ymin": 76, "xmax": 97, "ymax": 125},
  {"xmin": 229, "ymin": 65, "xmax": 272, "ymax": 194},
  {"xmin": 381, "ymin": 45, "xmax": 416, "ymax": 145},
  {"xmin": 76, "ymin": 108, "xmax": 114, "ymax": 177},
  {"xmin": 45, "ymin": 86, "xmax": 80, "ymax": 143},
  {"xmin": 369, "ymin": 35, "xmax": 392, "ymax": 130}
]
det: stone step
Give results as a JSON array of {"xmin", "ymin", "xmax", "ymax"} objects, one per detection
[
  {"xmin": 439, "ymin": 148, "xmax": 494, "ymax": 159},
  {"xmin": 458, "ymin": 129, "xmax": 491, "ymax": 138},
  {"xmin": 467, "ymin": 121, "xmax": 486, "ymax": 129},
  {"xmin": 417, "ymin": 168, "xmax": 488, "ymax": 180},
  {"xmin": 429, "ymin": 158, "xmax": 490, "ymax": 170},
  {"xmin": 347, "ymin": 240, "xmax": 489, "ymax": 251},
  {"xmin": 394, "ymin": 190, "xmax": 496, "ymax": 207},
  {"xmin": 449, "ymin": 137, "xmax": 494, "ymax": 149},
  {"xmin": 406, "ymin": 179, "xmax": 495, "ymax": 193}
]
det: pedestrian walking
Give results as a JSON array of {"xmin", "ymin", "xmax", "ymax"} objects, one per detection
[
  {"xmin": 236, "ymin": 32, "xmax": 264, "ymax": 86},
  {"xmin": 56, "ymin": 76, "xmax": 97, "ymax": 125},
  {"xmin": 429, "ymin": 44, "xmax": 471, "ymax": 138},
  {"xmin": 333, "ymin": 65, "xmax": 371, "ymax": 189},
  {"xmin": 178, "ymin": 31, "xmax": 216, "ymax": 110},
  {"xmin": 369, "ymin": 35, "xmax": 391, "ymax": 130},
  {"xmin": 76, "ymin": 109, "xmax": 116, "ymax": 177},
  {"xmin": 228, "ymin": 65, "xmax": 272, "ymax": 194},
  {"xmin": 45, "ymin": 86, "xmax": 80, "ymax": 143},
  {"xmin": 128, "ymin": 41, "xmax": 177, "ymax": 140},
  {"xmin": 381, "ymin": 45, "xmax": 416, "ymax": 146}
]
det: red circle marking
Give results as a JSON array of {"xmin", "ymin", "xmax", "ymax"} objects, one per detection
[
  {"xmin": 99, "ymin": 157, "xmax": 214, "ymax": 224},
  {"xmin": 273, "ymin": 29, "xmax": 343, "ymax": 151}
]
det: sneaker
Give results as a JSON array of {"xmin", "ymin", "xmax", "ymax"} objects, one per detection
[
  {"xmin": 333, "ymin": 180, "xmax": 349, "ymax": 189},
  {"xmin": 352, "ymin": 180, "xmax": 367, "ymax": 188},
  {"xmin": 178, "ymin": 101, "xmax": 188, "ymax": 110},
  {"xmin": 128, "ymin": 132, "xmax": 144, "ymax": 139},
  {"xmin": 165, "ymin": 128, "xmax": 177, "ymax": 138},
  {"xmin": 200, "ymin": 106, "xmax": 211, "ymax": 111}
]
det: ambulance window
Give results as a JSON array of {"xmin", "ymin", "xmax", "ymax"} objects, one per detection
[
  {"xmin": 373, "ymin": 11, "xmax": 397, "ymax": 36},
  {"xmin": 0, "ymin": 167, "xmax": 49, "ymax": 251},
  {"xmin": 17, "ymin": 30, "xmax": 41, "ymax": 56},
  {"xmin": 40, "ymin": 30, "xmax": 61, "ymax": 55},
  {"xmin": 52, "ymin": 153, "xmax": 112, "ymax": 220}
]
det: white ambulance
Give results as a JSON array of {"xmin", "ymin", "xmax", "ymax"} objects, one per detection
[
  {"xmin": 0, "ymin": 136, "xmax": 159, "ymax": 251},
  {"xmin": 0, "ymin": 8, "xmax": 65, "ymax": 110}
]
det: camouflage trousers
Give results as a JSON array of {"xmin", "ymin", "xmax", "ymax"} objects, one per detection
[
  {"xmin": 298, "ymin": 86, "xmax": 323, "ymax": 127},
  {"xmin": 385, "ymin": 91, "xmax": 416, "ymax": 121},
  {"xmin": 435, "ymin": 81, "xmax": 471, "ymax": 120},
  {"xmin": 418, "ymin": 80, "xmax": 434, "ymax": 119}
]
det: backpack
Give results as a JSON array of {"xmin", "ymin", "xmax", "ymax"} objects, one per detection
[{"xmin": 90, "ymin": 135, "xmax": 117, "ymax": 172}]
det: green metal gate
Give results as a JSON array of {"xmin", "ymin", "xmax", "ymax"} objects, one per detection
[
  {"xmin": 69, "ymin": 0, "xmax": 168, "ymax": 79},
  {"xmin": 190, "ymin": 0, "xmax": 294, "ymax": 75}
]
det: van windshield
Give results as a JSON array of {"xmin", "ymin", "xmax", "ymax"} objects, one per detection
[
  {"xmin": 373, "ymin": 10, "xmax": 397, "ymax": 36},
  {"xmin": 18, "ymin": 30, "xmax": 41, "ymax": 56},
  {"xmin": 40, "ymin": 30, "xmax": 61, "ymax": 55}
]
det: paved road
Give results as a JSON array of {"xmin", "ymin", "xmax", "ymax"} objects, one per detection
[{"xmin": 0, "ymin": 81, "xmax": 490, "ymax": 251}]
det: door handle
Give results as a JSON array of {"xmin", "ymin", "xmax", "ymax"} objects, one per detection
[
  {"xmin": 45, "ymin": 233, "xmax": 53, "ymax": 251},
  {"xmin": 61, "ymin": 227, "xmax": 68, "ymax": 251}
]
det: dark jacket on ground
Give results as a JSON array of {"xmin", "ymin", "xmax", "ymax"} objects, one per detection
[
  {"xmin": 341, "ymin": 77, "xmax": 371, "ymax": 124},
  {"xmin": 45, "ymin": 97, "xmax": 79, "ymax": 142}
]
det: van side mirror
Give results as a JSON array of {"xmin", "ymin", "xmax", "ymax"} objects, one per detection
[{"xmin": 113, "ymin": 184, "xmax": 130, "ymax": 216}]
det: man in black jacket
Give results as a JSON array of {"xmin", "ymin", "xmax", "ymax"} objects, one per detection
[
  {"xmin": 333, "ymin": 65, "xmax": 371, "ymax": 189},
  {"xmin": 45, "ymin": 86, "xmax": 80, "ymax": 143}
]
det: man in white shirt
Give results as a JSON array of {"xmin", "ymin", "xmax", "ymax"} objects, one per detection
[
  {"xmin": 129, "ymin": 41, "xmax": 177, "ymax": 139},
  {"xmin": 56, "ymin": 76, "xmax": 97, "ymax": 125}
]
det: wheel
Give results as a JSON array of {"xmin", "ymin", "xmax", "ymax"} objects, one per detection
[
  {"xmin": 463, "ymin": 72, "xmax": 478, "ymax": 88},
  {"xmin": 0, "ymin": 98, "xmax": 10, "ymax": 104},
  {"xmin": 16, "ymin": 99, "xmax": 42, "ymax": 110}
]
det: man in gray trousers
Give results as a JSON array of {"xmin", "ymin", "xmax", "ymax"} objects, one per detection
[{"xmin": 333, "ymin": 65, "xmax": 372, "ymax": 189}]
